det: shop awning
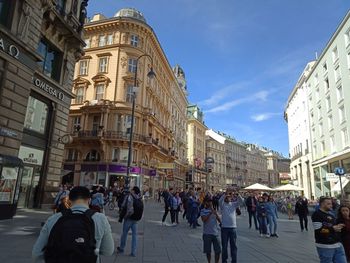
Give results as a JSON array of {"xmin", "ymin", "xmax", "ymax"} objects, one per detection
[
  {"xmin": 0, "ymin": 154, "xmax": 23, "ymax": 167},
  {"xmin": 244, "ymin": 183, "xmax": 273, "ymax": 191}
]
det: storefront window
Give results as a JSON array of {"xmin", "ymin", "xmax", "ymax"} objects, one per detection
[
  {"xmin": 24, "ymin": 96, "xmax": 49, "ymax": 134},
  {"xmin": 342, "ymin": 158, "xmax": 350, "ymax": 174},
  {"xmin": 0, "ymin": 167, "xmax": 19, "ymax": 203}
]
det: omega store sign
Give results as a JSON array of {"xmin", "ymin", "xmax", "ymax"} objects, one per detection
[{"xmin": 32, "ymin": 75, "xmax": 71, "ymax": 105}]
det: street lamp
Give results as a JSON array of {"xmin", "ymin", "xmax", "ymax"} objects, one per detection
[{"xmin": 125, "ymin": 54, "xmax": 156, "ymax": 192}]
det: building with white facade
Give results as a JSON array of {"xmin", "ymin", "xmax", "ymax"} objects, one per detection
[
  {"xmin": 245, "ymin": 144, "xmax": 268, "ymax": 186},
  {"xmin": 205, "ymin": 130, "xmax": 226, "ymax": 190},
  {"xmin": 306, "ymin": 11, "xmax": 350, "ymax": 197},
  {"xmin": 285, "ymin": 62, "xmax": 316, "ymax": 199}
]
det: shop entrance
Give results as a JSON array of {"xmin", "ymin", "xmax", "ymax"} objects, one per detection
[{"xmin": 17, "ymin": 165, "xmax": 41, "ymax": 208}]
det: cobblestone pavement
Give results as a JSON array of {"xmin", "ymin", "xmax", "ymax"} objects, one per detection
[{"xmin": 0, "ymin": 200, "xmax": 319, "ymax": 263}]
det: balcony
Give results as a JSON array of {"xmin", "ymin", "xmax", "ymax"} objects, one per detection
[
  {"xmin": 103, "ymin": 131, "xmax": 146, "ymax": 143},
  {"xmin": 77, "ymin": 130, "xmax": 99, "ymax": 137},
  {"xmin": 291, "ymin": 152, "xmax": 303, "ymax": 162}
]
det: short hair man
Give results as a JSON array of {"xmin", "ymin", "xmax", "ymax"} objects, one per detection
[
  {"xmin": 312, "ymin": 197, "xmax": 347, "ymax": 263},
  {"xmin": 32, "ymin": 186, "xmax": 114, "ymax": 263}
]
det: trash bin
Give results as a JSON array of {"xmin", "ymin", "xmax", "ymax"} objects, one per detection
[{"xmin": 0, "ymin": 154, "xmax": 23, "ymax": 220}]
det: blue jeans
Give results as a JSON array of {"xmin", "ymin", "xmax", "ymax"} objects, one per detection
[
  {"xmin": 120, "ymin": 219, "xmax": 137, "ymax": 255},
  {"xmin": 221, "ymin": 228, "xmax": 237, "ymax": 263},
  {"xmin": 267, "ymin": 215, "xmax": 277, "ymax": 235},
  {"xmin": 316, "ymin": 245, "xmax": 347, "ymax": 263},
  {"xmin": 258, "ymin": 216, "xmax": 267, "ymax": 235}
]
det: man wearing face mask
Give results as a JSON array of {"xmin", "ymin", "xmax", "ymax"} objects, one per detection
[{"xmin": 219, "ymin": 187, "xmax": 243, "ymax": 263}]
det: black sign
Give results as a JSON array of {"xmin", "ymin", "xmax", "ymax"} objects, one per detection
[{"xmin": 0, "ymin": 33, "xmax": 37, "ymax": 69}]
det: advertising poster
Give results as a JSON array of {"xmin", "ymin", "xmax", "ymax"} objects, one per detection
[
  {"xmin": 80, "ymin": 171, "xmax": 97, "ymax": 187},
  {"xmin": 0, "ymin": 167, "xmax": 18, "ymax": 203}
]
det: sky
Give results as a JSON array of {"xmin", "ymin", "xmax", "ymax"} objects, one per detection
[{"xmin": 87, "ymin": 0, "xmax": 350, "ymax": 156}]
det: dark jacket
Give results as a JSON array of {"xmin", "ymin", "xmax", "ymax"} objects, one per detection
[
  {"xmin": 295, "ymin": 198, "xmax": 309, "ymax": 216},
  {"xmin": 245, "ymin": 196, "xmax": 258, "ymax": 212}
]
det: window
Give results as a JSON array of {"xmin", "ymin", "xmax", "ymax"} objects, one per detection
[
  {"xmin": 326, "ymin": 96, "xmax": 331, "ymax": 112},
  {"xmin": 347, "ymin": 53, "xmax": 350, "ymax": 69},
  {"xmin": 345, "ymin": 29, "xmax": 350, "ymax": 46},
  {"xmin": 24, "ymin": 96, "xmax": 49, "ymax": 134},
  {"xmin": 112, "ymin": 148, "xmax": 120, "ymax": 161},
  {"xmin": 0, "ymin": 0, "xmax": 11, "ymax": 26},
  {"xmin": 323, "ymin": 62, "xmax": 328, "ymax": 72},
  {"xmin": 126, "ymin": 85, "xmax": 134, "ymax": 103},
  {"xmin": 107, "ymin": 34, "xmax": 113, "ymax": 45},
  {"xmin": 337, "ymin": 86, "xmax": 343, "ymax": 102},
  {"xmin": 334, "ymin": 66, "xmax": 341, "ymax": 82},
  {"xmin": 85, "ymin": 38, "xmax": 91, "ymax": 48},
  {"xmin": 37, "ymin": 39, "xmax": 62, "ymax": 82},
  {"xmin": 72, "ymin": 116, "xmax": 81, "ymax": 131},
  {"xmin": 313, "ymin": 145, "xmax": 317, "ymax": 157},
  {"xmin": 314, "ymin": 74, "xmax": 319, "ymax": 85},
  {"xmin": 79, "ymin": 60, "xmax": 88, "ymax": 75},
  {"xmin": 128, "ymin": 58, "xmax": 137, "ymax": 73},
  {"xmin": 85, "ymin": 150, "xmax": 100, "ymax": 161},
  {"xmin": 321, "ymin": 141, "xmax": 325, "ymax": 156},
  {"xmin": 95, "ymin": 84, "xmax": 104, "ymax": 100},
  {"xmin": 67, "ymin": 149, "xmax": 78, "ymax": 161},
  {"xmin": 324, "ymin": 78, "xmax": 330, "ymax": 92},
  {"xmin": 339, "ymin": 105, "xmax": 346, "ymax": 123},
  {"xmin": 318, "ymin": 122, "xmax": 323, "ymax": 137},
  {"xmin": 98, "ymin": 57, "xmax": 108, "ymax": 73},
  {"xmin": 317, "ymin": 105, "xmax": 322, "ymax": 120},
  {"xmin": 92, "ymin": 116, "xmax": 100, "ymax": 131},
  {"xmin": 56, "ymin": 0, "xmax": 66, "ymax": 15},
  {"xmin": 330, "ymin": 136, "xmax": 335, "ymax": 153},
  {"xmin": 316, "ymin": 88, "xmax": 320, "ymax": 102},
  {"xmin": 328, "ymin": 115, "xmax": 333, "ymax": 130},
  {"xmin": 341, "ymin": 128, "xmax": 349, "ymax": 148},
  {"xmin": 130, "ymin": 35, "xmax": 139, "ymax": 47},
  {"xmin": 75, "ymin": 87, "xmax": 84, "ymax": 104},
  {"xmin": 332, "ymin": 47, "xmax": 339, "ymax": 62},
  {"xmin": 98, "ymin": 35, "xmax": 106, "ymax": 47}
]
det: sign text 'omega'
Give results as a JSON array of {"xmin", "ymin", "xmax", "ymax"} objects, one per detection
[{"xmin": 33, "ymin": 77, "xmax": 65, "ymax": 101}]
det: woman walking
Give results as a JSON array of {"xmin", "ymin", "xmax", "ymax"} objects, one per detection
[
  {"xmin": 266, "ymin": 196, "xmax": 279, "ymax": 237},
  {"xmin": 257, "ymin": 196, "xmax": 268, "ymax": 237},
  {"xmin": 337, "ymin": 205, "xmax": 350, "ymax": 262}
]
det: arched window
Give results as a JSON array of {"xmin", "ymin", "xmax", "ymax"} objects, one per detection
[{"xmin": 85, "ymin": 150, "xmax": 100, "ymax": 161}]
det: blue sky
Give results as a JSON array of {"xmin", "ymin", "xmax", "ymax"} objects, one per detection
[{"xmin": 88, "ymin": 0, "xmax": 350, "ymax": 156}]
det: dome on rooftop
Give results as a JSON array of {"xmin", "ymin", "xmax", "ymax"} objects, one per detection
[{"xmin": 114, "ymin": 8, "xmax": 146, "ymax": 23}]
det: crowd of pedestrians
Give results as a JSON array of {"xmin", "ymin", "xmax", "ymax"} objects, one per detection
[{"xmin": 32, "ymin": 183, "xmax": 350, "ymax": 263}]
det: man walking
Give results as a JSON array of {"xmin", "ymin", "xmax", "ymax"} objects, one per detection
[
  {"xmin": 245, "ymin": 192, "xmax": 258, "ymax": 230},
  {"xmin": 117, "ymin": 186, "xmax": 144, "ymax": 257},
  {"xmin": 219, "ymin": 187, "xmax": 242, "ymax": 263},
  {"xmin": 312, "ymin": 197, "xmax": 347, "ymax": 263},
  {"xmin": 32, "ymin": 186, "xmax": 114, "ymax": 263},
  {"xmin": 161, "ymin": 188, "xmax": 174, "ymax": 225},
  {"xmin": 295, "ymin": 195, "xmax": 309, "ymax": 232}
]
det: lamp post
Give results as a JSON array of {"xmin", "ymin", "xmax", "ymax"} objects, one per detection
[{"xmin": 124, "ymin": 54, "xmax": 156, "ymax": 192}]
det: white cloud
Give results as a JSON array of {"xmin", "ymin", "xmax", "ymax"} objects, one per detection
[
  {"xmin": 251, "ymin": 112, "xmax": 281, "ymax": 122},
  {"xmin": 206, "ymin": 90, "xmax": 269, "ymax": 113}
]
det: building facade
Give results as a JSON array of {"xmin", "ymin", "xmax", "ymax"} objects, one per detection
[
  {"xmin": 305, "ymin": 11, "xmax": 350, "ymax": 197},
  {"xmin": 63, "ymin": 9, "xmax": 188, "ymax": 193},
  {"xmin": 245, "ymin": 144, "xmax": 268, "ymax": 186},
  {"xmin": 205, "ymin": 130, "xmax": 226, "ymax": 190},
  {"xmin": 285, "ymin": 62, "xmax": 316, "ymax": 199},
  {"xmin": 265, "ymin": 151, "xmax": 291, "ymax": 188},
  {"xmin": 186, "ymin": 105, "xmax": 207, "ymax": 188},
  {"xmin": 223, "ymin": 135, "xmax": 247, "ymax": 187},
  {"xmin": 0, "ymin": 0, "xmax": 88, "ymax": 210}
]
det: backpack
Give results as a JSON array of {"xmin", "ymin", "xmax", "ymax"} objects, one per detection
[
  {"xmin": 129, "ymin": 196, "xmax": 144, "ymax": 221},
  {"xmin": 44, "ymin": 209, "xmax": 97, "ymax": 263}
]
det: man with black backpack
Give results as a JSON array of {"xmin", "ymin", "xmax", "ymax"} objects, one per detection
[
  {"xmin": 117, "ymin": 186, "xmax": 143, "ymax": 257},
  {"xmin": 32, "ymin": 186, "xmax": 114, "ymax": 263}
]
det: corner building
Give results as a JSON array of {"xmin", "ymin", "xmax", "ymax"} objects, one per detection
[
  {"xmin": 0, "ymin": 0, "xmax": 88, "ymax": 213},
  {"xmin": 63, "ymin": 9, "xmax": 188, "ymax": 192}
]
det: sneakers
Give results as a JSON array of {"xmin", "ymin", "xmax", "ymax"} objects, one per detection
[
  {"xmin": 129, "ymin": 253, "xmax": 136, "ymax": 257},
  {"xmin": 260, "ymin": 233, "xmax": 263, "ymax": 237},
  {"xmin": 271, "ymin": 234, "xmax": 279, "ymax": 238},
  {"xmin": 265, "ymin": 234, "xmax": 270, "ymax": 238},
  {"xmin": 117, "ymin": 247, "xmax": 124, "ymax": 254}
]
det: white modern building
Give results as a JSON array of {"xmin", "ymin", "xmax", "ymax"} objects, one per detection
[
  {"xmin": 306, "ymin": 11, "xmax": 350, "ymax": 197},
  {"xmin": 286, "ymin": 11, "xmax": 350, "ymax": 198},
  {"xmin": 285, "ymin": 62, "xmax": 316, "ymax": 199}
]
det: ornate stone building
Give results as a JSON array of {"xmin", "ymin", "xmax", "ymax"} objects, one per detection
[
  {"xmin": 186, "ymin": 105, "xmax": 207, "ymax": 189},
  {"xmin": 63, "ymin": 9, "xmax": 188, "ymax": 193},
  {"xmin": 245, "ymin": 144, "xmax": 269, "ymax": 186},
  {"xmin": 0, "ymin": 0, "xmax": 88, "ymax": 213}
]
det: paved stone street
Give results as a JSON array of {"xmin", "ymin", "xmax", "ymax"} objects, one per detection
[{"xmin": 0, "ymin": 201, "xmax": 319, "ymax": 263}]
